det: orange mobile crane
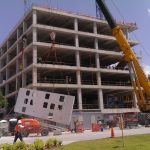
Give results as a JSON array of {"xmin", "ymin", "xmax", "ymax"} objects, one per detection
[{"xmin": 96, "ymin": 0, "xmax": 150, "ymax": 112}]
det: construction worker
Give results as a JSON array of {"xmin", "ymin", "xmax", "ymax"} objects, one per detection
[{"xmin": 13, "ymin": 120, "xmax": 24, "ymax": 143}]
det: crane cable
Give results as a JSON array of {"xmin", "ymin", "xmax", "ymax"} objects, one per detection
[
  {"xmin": 17, "ymin": 0, "xmax": 29, "ymax": 89},
  {"xmin": 39, "ymin": 0, "xmax": 70, "ymax": 94},
  {"xmin": 48, "ymin": 0, "xmax": 57, "ymax": 92}
]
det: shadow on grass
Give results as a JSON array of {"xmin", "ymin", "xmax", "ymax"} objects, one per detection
[{"xmin": 112, "ymin": 145, "xmax": 123, "ymax": 149}]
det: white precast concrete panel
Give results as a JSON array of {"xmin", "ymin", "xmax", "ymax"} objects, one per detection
[{"xmin": 14, "ymin": 88, "xmax": 75, "ymax": 126}]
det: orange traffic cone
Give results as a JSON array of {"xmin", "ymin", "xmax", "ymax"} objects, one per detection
[{"xmin": 111, "ymin": 127, "xmax": 115, "ymax": 138}]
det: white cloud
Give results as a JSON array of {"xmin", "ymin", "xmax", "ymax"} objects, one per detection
[
  {"xmin": 148, "ymin": 8, "xmax": 150, "ymax": 14},
  {"xmin": 143, "ymin": 65, "xmax": 150, "ymax": 76}
]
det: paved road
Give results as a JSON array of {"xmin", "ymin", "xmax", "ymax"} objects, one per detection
[{"xmin": 0, "ymin": 127, "xmax": 150, "ymax": 145}]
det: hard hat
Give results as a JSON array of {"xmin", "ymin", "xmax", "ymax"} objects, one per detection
[{"xmin": 17, "ymin": 120, "xmax": 22, "ymax": 124}]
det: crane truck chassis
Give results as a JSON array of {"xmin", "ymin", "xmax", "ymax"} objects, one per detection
[{"xmin": 96, "ymin": 0, "xmax": 150, "ymax": 112}]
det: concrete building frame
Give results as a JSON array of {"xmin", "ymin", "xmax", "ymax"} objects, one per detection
[{"xmin": 0, "ymin": 6, "xmax": 139, "ymax": 125}]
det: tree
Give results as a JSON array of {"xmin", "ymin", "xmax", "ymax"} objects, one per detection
[{"xmin": 0, "ymin": 91, "xmax": 7, "ymax": 109}]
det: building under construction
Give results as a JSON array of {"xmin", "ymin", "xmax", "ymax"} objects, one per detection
[{"xmin": 0, "ymin": 5, "xmax": 139, "ymax": 127}]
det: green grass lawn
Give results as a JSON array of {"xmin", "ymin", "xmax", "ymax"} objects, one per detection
[{"xmin": 57, "ymin": 134, "xmax": 150, "ymax": 150}]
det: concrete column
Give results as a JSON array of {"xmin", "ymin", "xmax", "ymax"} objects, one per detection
[
  {"xmin": 6, "ymin": 41, "xmax": 9, "ymax": 65},
  {"xmin": 95, "ymin": 53, "xmax": 100, "ymax": 68},
  {"xmin": 33, "ymin": 10, "xmax": 37, "ymax": 25},
  {"xmin": 98, "ymin": 89, "xmax": 104, "ymax": 110},
  {"xmin": 0, "ymin": 48, "xmax": 2, "ymax": 57},
  {"xmin": 16, "ymin": 41, "xmax": 19, "ymax": 54},
  {"xmin": 74, "ymin": 18, "xmax": 78, "ymax": 31},
  {"xmin": 5, "ymin": 84, "xmax": 9, "ymax": 96},
  {"xmin": 77, "ymin": 70, "xmax": 81, "ymax": 85},
  {"xmin": 76, "ymin": 50, "xmax": 80, "ymax": 67},
  {"xmin": 22, "ymin": 74, "xmax": 26, "ymax": 87},
  {"xmin": 75, "ymin": 34, "xmax": 79, "ymax": 47},
  {"xmin": 75, "ymin": 18, "xmax": 79, "ymax": 48},
  {"xmin": 24, "ymin": 54, "xmax": 27, "ymax": 68},
  {"xmin": 33, "ymin": 28, "xmax": 37, "ymax": 42},
  {"xmin": 23, "ymin": 21, "xmax": 27, "ymax": 33},
  {"xmin": 6, "ymin": 67, "xmax": 9, "ymax": 80},
  {"xmin": 33, "ymin": 67, "xmax": 37, "ymax": 84},
  {"xmin": 95, "ymin": 53, "xmax": 101, "ymax": 85},
  {"xmin": 94, "ymin": 38, "xmax": 98, "ymax": 50},
  {"xmin": 33, "ymin": 45, "xmax": 37, "ymax": 64},
  {"xmin": 132, "ymin": 91, "xmax": 138, "ymax": 108},
  {"xmin": 76, "ymin": 51, "xmax": 81, "ymax": 85},
  {"xmin": 5, "ymin": 65, "xmax": 9, "ymax": 95},
  {"xmin": 97, "ymin": 72, "xmax": 101, "ymax": 86},
  {"xmin": 16, "ymin": 60, "xmax": 19, "ymax": 73},
  {"xmin": 6, "ymin": 69, "xmax": 8, "ymax": 81},
  {"xmin": 16, "ymin": 44, "xmax": 19, "ymax": 73},
  {"xmin": 33, "ymin": 9, "xmax": 37, "ymax": 43},
  {"xmin": 17, "ymin": 29, "xmax": 19, "ymax": 39},
  {"xmin": 7, "ymin": 53, "xmax": 10, "ymax": 63},
  {"xmin": 77, "ymin": 88, "xmax": 82, "ymax": 110},
  {"xmin": 75, "ymin": 20, "xmax": 82, "ymax": 110},
  {"xmin": 0, "ymin": 56, "xmax": 1, "ymax": 68},
  {"xmin": 16, "ymin": 77, "xmax": 18, "ymax": 90},
  {"xmin": 95, "ymin": 37, "xmax": 101, "ymax": 86},
  {"xmin": 7, "ymin": 41, "xmax": 9, "ymax": 50},
  {"xmin": 33, "ymin": 45, "xmax": 37, "ymax": 84},
  {"xmin": 125, "ymin": 28, "xmax": 129, "ymax": 39},
  {"xmin": 93, "ymin": 22, "xmax": 97, "ymax": 34}
]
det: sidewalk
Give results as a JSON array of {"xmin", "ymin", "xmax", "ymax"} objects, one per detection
[{"xmin": 0, "ymin": 126, "xmax": 150, "ymax": 145}]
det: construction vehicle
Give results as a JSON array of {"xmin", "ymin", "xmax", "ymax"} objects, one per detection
[
  {"xmin": 123, "ymin": 112, "xmax": 139, "ymax": 128},
  {"xmin": 20, "ymin": 118, "xmax": 49, "ymax": 137},
  {"xmin": 8, "ymin": 118, "xmax": 17, "ymax": 135},
  {"xmin": 8, "ymin": 118, "xmax": 49, "ymax": 137},
  {"xmin": 0, "ymin": 120, "xmax": 9, "ymax": 136},
  {"xmin": 96, "ymin": 0, "xmax": 150, "ymax": 112},
  {"xmin": 138, "ymin": 113, "xmax": 150, "ymax": 126},
  {"xmin": 113, "ymin": 112, "xmax": 138, "ymax": 129}
]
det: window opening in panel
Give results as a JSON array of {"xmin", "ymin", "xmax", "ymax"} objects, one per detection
[
  {"xmin": 22, "ymin": 107, "xmax": 26, "ymax": 112},
  {"xmin": 30, "ymin": 100, "xmax": 33, "ymax": 105},
  {"xmin": 26, "ymin": 90, "xmax": 30, "ymax": 96},
  {"xmin": 50, "ymin": 103, "xmax": 55, "ymax": 109},
  {"xmin": 24, "ymin": 98, "xmax": 28, "ymax": 104},
  {"xmin": 59, "ymin": 96, "xmax": 65, "ymax": 102},
  {"xmin": 48, "ymin": 112, "xmax": 53, "ymax": 119},
  {"xmin": 58, "ymin": 105, "xmax": 63, "ymax": 110},
  {"xmin": 45, "ymin": 93, "xmax": 50, "ymax": 99},
  {"xmin": 43, "ymin": 102, "xmax": 48, "ymax": 108}
]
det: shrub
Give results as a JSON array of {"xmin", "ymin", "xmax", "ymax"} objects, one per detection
[
  {"xmin": 45, "ymin": 139, "xmax": 54, "ymax": 149},
  {"xmin": 58, "ymin": 140, "xmax": 62, "ymax": 146},
  {"xmin": 53, "ymin": 139, "xmax": 58, "ymax": 146},
  {"xmin": 1, "ymin": 143, "xmax": 15, "ymax": 150},
  {"xmin": 27, "ymin": 144, "xmax": 35, "ymax": 150},
  {"xmin": 14, "ymin": 141, "xmax": 27, "ymax": 150},
  {"xmin": 52, "ymin": 139, "xmax": 62, "ymax": 147},
  {"xmin": 34, "ymin": 139, "xmax": 44, "ymax": 150}
]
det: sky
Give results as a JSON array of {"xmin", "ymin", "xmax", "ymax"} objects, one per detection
[{"xmin": 0, "ymin": 0, "xmax": 150, "ymax": 73}]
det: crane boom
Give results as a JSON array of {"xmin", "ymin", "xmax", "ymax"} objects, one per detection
[{"xmin": 96, "ymin": 0, "xmax": 150, "ymax": 112}]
